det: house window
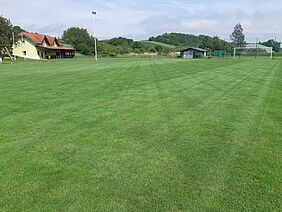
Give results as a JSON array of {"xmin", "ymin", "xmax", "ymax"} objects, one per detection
[
  {"xmin": 37, "ymin": 51, "xmax": 40, "ymax": 55},
  {"xmin": 22, "ymin": 40, "xmax": 25, "ymax": 46},
  {"xmin": 22, "ymin": 51, "xmax": 27, "ymax": 56}
]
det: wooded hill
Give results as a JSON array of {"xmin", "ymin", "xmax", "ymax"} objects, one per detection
[{"xmin": 149, "ymin": 33, "xmax": 234, "ymax": 53}]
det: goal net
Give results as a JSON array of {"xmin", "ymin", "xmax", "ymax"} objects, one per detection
[{"xmin": 233, "ymin": 44, "xmax": 273, "ymax": 59}]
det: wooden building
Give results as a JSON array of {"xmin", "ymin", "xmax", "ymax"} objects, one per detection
[{"xmin": 180, "ymin": 47, "xmax": 207, "ymax": 59}]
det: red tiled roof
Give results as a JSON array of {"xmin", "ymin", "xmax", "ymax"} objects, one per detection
[
  {"xmin": 19, "ymin": 32, "xmax": 63, "ymax": 47},
  {"xmin": 45, "ymin": 35, "xmax": 56, "ymax": 45},
  {"xmin": 19, "ymin": 32, "xmax": 44, "ymax": 44}
]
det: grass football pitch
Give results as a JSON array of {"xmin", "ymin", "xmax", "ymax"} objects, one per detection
[{"xmin": 0, "ymin": 58, "xmax": 281, "ymax": 211}]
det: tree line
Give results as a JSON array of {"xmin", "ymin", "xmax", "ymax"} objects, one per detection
[
  {"xmin": 1, "ymin": 14, "xmax": 281, "ymax": 59},
  {"xmin": 62, "ymin": 27, "xmax": 172, "ymax": 56}
]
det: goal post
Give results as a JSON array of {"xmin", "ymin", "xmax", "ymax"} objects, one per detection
[{"xmin": 233, "ymin": 44, "xmax": 273, "ymax": 59}]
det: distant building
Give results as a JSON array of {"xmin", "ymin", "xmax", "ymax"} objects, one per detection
[
  {"xmin": 13, "ymin": 32, "xmax": 75, "ymax": 60},
  {"xmin": 180, "ymin": 47, "xmax": 207, "ymax": 59}
]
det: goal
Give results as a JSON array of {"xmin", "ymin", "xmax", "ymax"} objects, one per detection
[{"xmin": 233, "ymin": 44, "xmax": 273, "ymax": 59}]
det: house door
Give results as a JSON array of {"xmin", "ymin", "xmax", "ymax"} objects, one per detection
[{"xmin": 184, "ymin": 51, "xmax": 193, "ymax": 59}]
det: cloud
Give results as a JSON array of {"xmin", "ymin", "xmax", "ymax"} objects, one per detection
[{"xmin": 0, "ymin": 0, "xmax": 281, "ymax": 42}]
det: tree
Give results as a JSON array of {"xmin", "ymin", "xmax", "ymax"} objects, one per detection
[
  {"xmin": 132, "ymin": 41, "xmax": 145, "ymax": 49},
  {"xmin": 0, "ymin": 15, "xmax": 13, "ymax": 58},
  {"xmin": 13, "ymin": 26, "xmax": 25, "ymax": 36},
  {"xmin": 106, "ymin": 37, "xmax": 135, "ymax": 54},
  {"xmin": 97, "ymin": 42, "xmax": 118, "ymax": 57},
  {"xmin": 230, "ymin": 23, "xmax": 246, "ymax": 47},
  {"xmin": 107, "ymin": 37, "xmax": 134, "ymax": 47},
  {"xmin": 98, "ymin": 38, "xmax": 149, "ymax": 55},
  {"xmin": 155, "ymin": 45, "xmax": 171, "ymax": 55},
  {"xmin": 261, "ymin": 39, "xmax": 281, "ymax": 52},
  {"xmin": 62, "ymin": 27, "xmax": 94, "ymax": 55}
]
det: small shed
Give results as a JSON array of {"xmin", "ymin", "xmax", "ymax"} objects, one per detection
[{"xmin": 180, "ymin": 47, "xmax": 208, "ymax": 59}]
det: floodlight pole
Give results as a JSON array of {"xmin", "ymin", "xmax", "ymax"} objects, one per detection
[
  {"xmin": 255, "ymin": 37, "xmax": 258, "ymax": 59},
  {"xmin": 12, "ymin": 31, "xmax": 15, "ymax": 47},
  {"xmin": 21, "ymin": 33, "xmax": 25, "ymax": 61},
  {"xmin": 92, "ymin": 11, "xmax": 98, "ymax": 62}
]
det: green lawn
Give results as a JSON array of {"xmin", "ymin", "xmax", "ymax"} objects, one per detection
[{"xmin": 0, "ymin": 58, "xmax": 281, "ymax": 211}]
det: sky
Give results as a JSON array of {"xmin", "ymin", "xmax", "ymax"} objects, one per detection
[{"xmin": 1, "ymin": 0, "xmax": 282, "ymax": 42}]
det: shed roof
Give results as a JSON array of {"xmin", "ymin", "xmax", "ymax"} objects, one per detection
[{"xmin": 180, "ymin": 47, "xmax": 208, "ymax": 52}]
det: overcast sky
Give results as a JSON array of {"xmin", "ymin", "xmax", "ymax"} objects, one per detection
[{"xmin": 1, "ymin": 0, "xmax": 281, "ymax": 42}]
